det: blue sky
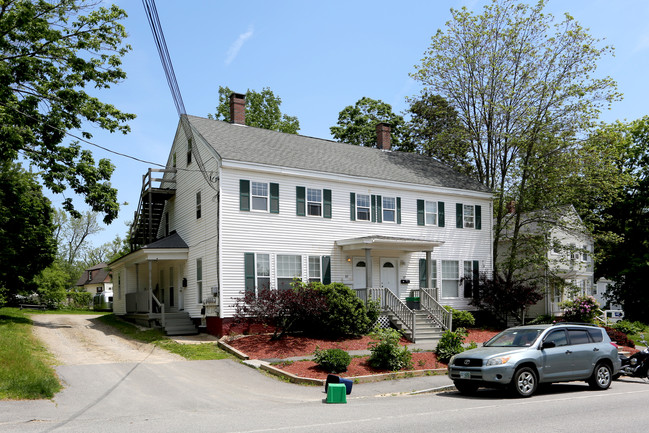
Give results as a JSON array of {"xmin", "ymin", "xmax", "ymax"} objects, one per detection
[{"xmin": 61, "ymin": 0, "xmax": 649, "ymax": 248}]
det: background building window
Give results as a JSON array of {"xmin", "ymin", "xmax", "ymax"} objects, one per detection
[
  {"xmin": 426, "ymin": 201, "xmax": 438, "ymax": 225},
  {"xmin": 196, "ymin": 191, "xmax": 202, "ymax": 219},
  {"xmin": 196, "ymin": 258, "xmax": 203, "ymax": 302},
  {"xmin": 383, "ymin": 197, "xmax": 395, "ymax": 222},
  {"xmin": 309, "ymin": 256, "xmax": 321, "ymax": 282},
  {"xmin": 256, "ymin": 254, "xmax": 270, "ymax": 292},
  {"xmin": 463, "ymin": 205, "xmax": 474, "ymax": 228}
]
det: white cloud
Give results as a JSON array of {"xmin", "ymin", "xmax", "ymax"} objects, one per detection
[{"xmin": 225, "ymin": 25, "xmax": 254, "ymax": 65}]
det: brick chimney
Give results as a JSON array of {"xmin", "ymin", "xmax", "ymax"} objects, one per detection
[
  {"xmin": 229, "ymin": 92, "xmax": 246, "ymax": 125},
  {"xmin": 376, "ymin": 123, "xmax": 391, "ymax": 150}
]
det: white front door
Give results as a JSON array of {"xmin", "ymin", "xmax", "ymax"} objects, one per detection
[
  {"xmin": 380, "ymin": 258, "xmax": 398, "ymax": 297},
  {"xmin": 352, "ymin": 258, "xmax": 367, "ymax": 290}
]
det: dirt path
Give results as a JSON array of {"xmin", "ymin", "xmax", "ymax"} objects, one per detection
[{"xmin": 31, "ymin": 314, "xmax": 183, "ymax": 365}]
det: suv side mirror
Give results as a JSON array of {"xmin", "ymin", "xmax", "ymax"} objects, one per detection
[{"xmin": 541, "ymin": 341, "xmax": 556, "ymax": 349}]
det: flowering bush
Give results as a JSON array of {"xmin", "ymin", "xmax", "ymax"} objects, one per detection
[{"xmin": 559, "ymin": 295, "xmax": 600, "ymax": 323}]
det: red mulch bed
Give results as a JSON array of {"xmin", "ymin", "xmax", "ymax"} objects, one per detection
[{"xmin": 227, "ymin": 329, "xmax": 501, "ymax": 380}]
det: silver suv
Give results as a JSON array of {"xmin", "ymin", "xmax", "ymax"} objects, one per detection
[{"xmin": 448, "ymin": 323, "xmax": 621, "ymax": 397}]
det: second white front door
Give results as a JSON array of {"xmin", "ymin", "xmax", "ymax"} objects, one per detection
[{"xmin": 380, "ymin": 258, "xmax": 398, "ymax": 297}]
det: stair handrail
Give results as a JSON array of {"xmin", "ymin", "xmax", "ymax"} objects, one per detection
[
  {"xmin": 420, "ymin": 288, "xmax": 452, "ymax": 331},
  {"xmin": 151, "ymin": 292, "xmax": 165, "ymax": 328},
  {"xmin": 382, "ymin": 288, "xmax": 416, "ymax": 341}
]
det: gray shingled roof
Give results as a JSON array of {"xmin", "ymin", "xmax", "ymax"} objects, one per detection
[
  {"xmin": 187, "ymin": 116, "xmax": 490, "ymax": 193},
  {"xmin": 142, "ymin": 231, "xmax": 188, "ymax": 249}
]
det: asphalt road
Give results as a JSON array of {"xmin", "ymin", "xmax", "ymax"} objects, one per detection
[{"xmin": 2, "ymin": 315, "xmax": 648, "ymax": 432}]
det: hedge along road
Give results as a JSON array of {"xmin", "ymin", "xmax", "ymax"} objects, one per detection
[{"xmin": 30, "ymin": 314, "xmax": 183, "ymax": 365}]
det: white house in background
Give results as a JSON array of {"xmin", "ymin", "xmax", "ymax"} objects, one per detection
[
  {"xmin": 499, "ymin": 205, "xmax": 595, "ymax": 319},
  {"xmin": 75, "ymin": 263, "xmax": 112, "ymax": 295},
  {"xmin": 595, "ymin": 278, "xmax": 623, "ymax": 311},
  {"xmin": 110, "ymin": 93, "xmax": 493, "ymax": 338}
]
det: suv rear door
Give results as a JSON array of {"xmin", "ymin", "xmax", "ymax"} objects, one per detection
[{"xmin": 566, "ymin": 328, "xmax": 597, "ymax": 379}]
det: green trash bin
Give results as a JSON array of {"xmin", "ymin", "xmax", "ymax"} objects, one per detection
[{"xmin": 406, "ymin": 297, "xmax": 420, "ymax": 310}]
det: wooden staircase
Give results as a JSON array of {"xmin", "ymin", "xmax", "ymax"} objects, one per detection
[
  {"xmin": 387, "ymin": 310, "xmax": 445, "ymax": 344},
  {"xmin": 129, "ymin": 168, "xmax": 176, "ymax": 250}
]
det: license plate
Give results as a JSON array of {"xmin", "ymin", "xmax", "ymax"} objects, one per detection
[{"xmin": 460, "ymin": 371, "xmax": 471, "ymax": 379}]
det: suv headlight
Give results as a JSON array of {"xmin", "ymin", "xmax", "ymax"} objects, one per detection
[{"xmin": 486, "ymin": 356, "xmax": 511, "ymax": 366}]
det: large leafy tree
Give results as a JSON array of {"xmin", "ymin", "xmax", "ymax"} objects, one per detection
[
  {"xmin": 593, "ymin": 117, "xmax": 649, "ymax": 320},
  {"xmin": 411, "ymin": 0, "xmax": 619, "ymax": 284},
  {"xmin": 0, "ymin": 0, "xmax": 135, "ymax": 224},
  {"xmin": 0, "ymin": 161, "xmax": 57, "ymax": 304},
  {"xmin": 330, "ymin": 97, "xmax": 406, "ymax": 148},
  {"xmin": 208, "ymin": 86, "xmax": 300, "ymax": 134},
  {"xmin": 403, "ymin": 92, "xmax": 473, "ymax": 175}
]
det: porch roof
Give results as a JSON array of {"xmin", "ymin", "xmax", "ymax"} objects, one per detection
[
  {"xmin": 335, "ymin": 235, "xmax": 444, "ymax": 253},
  {"xmin": 110, "ymin": 232, "xmax": 189, "ymax": 267}
]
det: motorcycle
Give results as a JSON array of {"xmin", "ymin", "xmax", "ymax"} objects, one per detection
[{"xmin": 614, "ymin": 334, "xmax": 649, "ymax": 380}]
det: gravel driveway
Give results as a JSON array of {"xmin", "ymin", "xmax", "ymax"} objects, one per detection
[{"xmin": 30, "ymin": 314, "xmax": 183, "ymax": 365}]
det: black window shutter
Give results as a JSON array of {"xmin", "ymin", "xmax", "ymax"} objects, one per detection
[
  {"xmin": 419, "ymin": 258, "xmax": 427, "ymax": 288},
  {"xmin": 456, "ymin": 203, "xmax": 464, "ymax": 228},
  {"xmin": 475, "ymin": 205, "xmax": 482, "ymax": 230},
  {"xmin": 323, "ymin": 189, "xmax": 332, "ymax": 219},
  {"xmin": 376, "ymin": 195, "xmax": 382, "ymax": 223},
  {"xmin": 322, "ymin": 256, "xmax": 331, "ymax": 285},
  {"xmin": 371, "ymin": 195, "xmax": 376, "ymax": 222},
  {"xmin": 473, "ymin": 261, "xmax": 480, "ymax": 300},
  {"xmin": 296, "ymin": 186, "xmax": 305, "ymax": 216},
  {"xmin": 438, "ymin": 202, "xmax": 445, "ymax": 227},
  {"xmin": 350, "ymin": 192, "xmax": 356, "ymax": 221},
  {"xmin": 396, "ymin": 197, "xmax": 401, "ymax": 224},
  {"xmin": 240, "ymin": 180, "xmax": 250, "ymax": 211},
  {"xmin": 244, "ymin": 253, "xmax": 255, "ymax": 296},
  {"xmin": 270, "ymin": 183, "xmax": 279, "ymax": 214},
  {"xmin": 417, "ymin": 199, "xmax": 425, "ymax": 226}
]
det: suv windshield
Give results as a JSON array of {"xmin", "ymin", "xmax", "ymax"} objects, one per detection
[{"xmin": 484, "ymin": 328, "xmax": 543, "ymax": 347}]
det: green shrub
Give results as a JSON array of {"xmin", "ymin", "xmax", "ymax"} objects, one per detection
[
  {"xmin": 367, "ymin": 327, "xmax": 412, "ymax": 371},
  {"xmin": 559, "ymin": 295, "xmax": 600, "ymax": 323},
  {"xmin": 444, "ymin": 306, "xmax": 475, "ymax": 329},
  {"xmin": 435, "ymin": 327, "xmax": 469, "ymax": 363},
  {"xmin": 313, "ymin": 347, "xmax": 351, "ymax": 373},
  {"xmin": 66, "ymin": 291, "xmax": 93, "ymax": 309},
  {"xmin": 304, "ymin": 282, "xmax": 379, "ymax": 338},
  {"xmin": 528, "ymin": 314, "xmax": 558, "ymax": 325},
  {"xmin": 614, "ymin": 320, "xmax": 646, "ymax": 335}
]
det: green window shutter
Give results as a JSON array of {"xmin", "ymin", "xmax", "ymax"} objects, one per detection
[
  {"xmin": 239, "ymin": 180, "xmax": 250, "ymax": 211},
  {"xmin": 244, "ymin": 253, "xmax": 255, "ymax": 296},
  {"xmin": 296, "ymin": 186, "xmax": 305, "ymax": 216},
  {"xmin": 456, "ymin": 203, "xmax": 464, "ymax": 228},
  {"xmin": 438, "ymin": 202, "xmax": 445, "ymax": 227},
  {"xmin": 376, "ymin": 195, "xmax": 382, "ymax": 223},
  {"xmin": 417, "ymin": 199, "xmax": 425, "ymax": 226},
  {"xmin": 473, "ymin": 261, "xmax": 480, "ymax": 300},
  {"xmin": 396, "ymin": 197, "xmax": 401, "ymax": 224},
  {"xmin": 269, "ymin": 183, "xmax": 279, "ymax": 214},
  {"xmin": 419, "ymin": 258, "xmax": 427, "ymax": 288},
  {"xmin": 322, "ymin": 256, "xmax": 331, "ymax": 285},
  {"xmin": 371, "ymin": 195, "xmax": 376, "ymax": 222},
  {"xmin": 350, "ymin": 192, "xmax": 356, "ymax": 221},
  {"xmin": 323, "ymin": 189, "xmax": 332, "ymax": 219},
  {"xmin": 475, "ymin": 205, "xmax": 482, "ymax": 230}
]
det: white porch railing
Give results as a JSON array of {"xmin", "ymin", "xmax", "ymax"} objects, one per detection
[
  {"xmin": 419, "ymin": 288, "xmax": 452, "ymax": 330},
  {"xmin": 151, "ymin": 293, "xmax": 165, "ymax": 327}
]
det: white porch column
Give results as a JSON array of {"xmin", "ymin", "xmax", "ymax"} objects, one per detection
[
  {"xmin": 364, "ymin": 248, "xmax": 372, "ymax": 288},
  {"xmin": 426, "ymin": 250, "xmax": 432, "ymax": 290},
  {"xmin": 148, "ymin": 259, "xmax": 153, "ymax": 314}
]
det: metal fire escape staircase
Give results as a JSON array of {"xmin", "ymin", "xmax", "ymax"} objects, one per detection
[{"xmin": 129, "ymin": 168, "xmax": 177, "ymax": 250}]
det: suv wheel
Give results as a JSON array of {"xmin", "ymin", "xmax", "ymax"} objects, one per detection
[
  {"xmin": 454, "ymin": 380, "xmax": 479, "ymax": 395},
  {"xmin": 588, "ymin": 363, "xmax": 612, "ymax": 390},
  {"xmin": 511, "ymin": 367, "xmax": 537, "ymax": 398}
]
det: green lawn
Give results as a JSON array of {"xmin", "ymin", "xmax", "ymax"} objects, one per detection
[{"xmin": 0, "ymin": 308, "xmax": 61, "ymax": 400}]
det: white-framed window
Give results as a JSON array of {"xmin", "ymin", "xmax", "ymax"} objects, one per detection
[
  {"xmin": 308, "ymin": 256, "xmax": 321, "ymax": 283},
  {"xmin": 256, "ymin": 253, "xmax": 271, "ymax": 292},
  {"xmin": 357, "ymin": 194, "xmax": 370, "ymax": 221},
  {"xmin": 382, "ymin": 197, "xmax": 396, "ymax": 222},
  {"xmin": 196, "ymin": 258, "xmax": 203, "ymax": 302},
  {"xmin": 582, "ymin": 244, "xmax": 589, "ymax": 262},
  {"xmin": 307, "ymin": 188, "xmax": 322, "ymax": 216},
  {"xmin": 441, "ymin": 260, "xmax": 459, "ymax": 297},
  {"xmin": 196, "ymin": 191, "xmax": 202, "ymax": 219},
  {"xmin": 426, "ymin": 201, "xmax": 438, "ymax": 226},
  {"xmin": 463, "ymin": 205, "xmax": 475, "ymax": 229},
  {"xmin": 277, "ymin": 254, "xmax": 302, "ymax": 291},
  {"xmin": 251, "ymin": 181, "xmax": 268, "ymax": 211}
]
